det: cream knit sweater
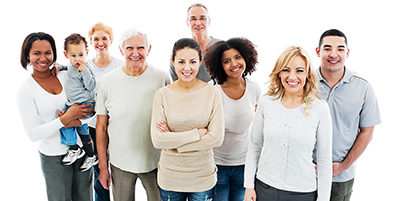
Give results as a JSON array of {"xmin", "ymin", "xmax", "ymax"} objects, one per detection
[{"xmin": 151, "ymin": 84, "xmax": 224, "ymax": 192}]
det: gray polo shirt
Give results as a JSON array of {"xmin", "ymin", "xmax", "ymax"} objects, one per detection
[
  {"xmin": 316, "ymin": 67, "xmax": 381, "ymax": 182},
  {"xmin": 169, "ymin": 37, "xmax": 220, "ymax": 82}
]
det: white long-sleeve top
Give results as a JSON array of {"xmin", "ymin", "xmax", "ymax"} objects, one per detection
[
  {"xmin": 245, "ymin": 95, "xmax": 332, "ymax": 201},
  {"xmin": 17, "ymin": 72, "xmax": 90, "ymax": 156}
]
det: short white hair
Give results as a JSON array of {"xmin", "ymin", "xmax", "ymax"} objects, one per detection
[{"xmin": 119, "ymin": 28, "xmax": 150, "ymax": 50}]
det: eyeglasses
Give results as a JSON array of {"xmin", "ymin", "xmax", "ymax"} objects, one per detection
[{"xmin": 189, "ymin": 16, "xmax": 208, "ymax": 22}]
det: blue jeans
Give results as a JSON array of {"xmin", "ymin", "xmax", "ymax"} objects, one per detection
[
  {"xmin": 60, "ymin": 102, "xmax": 95, "ymax": 145},
  {"xmin": 215, "ymin": 165, "xmax": 245, "ymax": 201},
  {"xmin": 159, "ymin": 187, "xmax": 215, "ymax": 201},
  {"xmin": 89, "ymin": 127, "xmax": 111, "ymax": 201}
]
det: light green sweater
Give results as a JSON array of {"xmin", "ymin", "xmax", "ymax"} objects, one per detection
[{"xmin": 151, "ymin": 84, "xmax": 224, "ymax": 192}]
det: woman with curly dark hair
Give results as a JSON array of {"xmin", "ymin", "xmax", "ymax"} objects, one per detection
[{"xmin": 204, "ymin": 37, "xmax": 261, "ymax": 201}]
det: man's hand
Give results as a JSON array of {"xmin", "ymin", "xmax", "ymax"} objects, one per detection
[{"xmin": 98, "ymin": 168, "xmax": 111, "ymax": 190}]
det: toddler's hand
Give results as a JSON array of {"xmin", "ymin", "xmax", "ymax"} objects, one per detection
[{"xmin": 76, "ymin": 60, "xmax": 87, "ymax": 72}]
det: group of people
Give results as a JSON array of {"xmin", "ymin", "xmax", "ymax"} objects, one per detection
[{"xmin": 17, "ymin": 3, "xmax": 381, "ymax": 201}]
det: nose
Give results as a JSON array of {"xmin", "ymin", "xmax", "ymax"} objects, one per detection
[
  {"xmin": 329, "ymin": 49, "xmax": 337, "ymax": 58},
  {"xmin": 133, "ymin": 49, "xmax": 140, "ymax": 56},
  {"xmin": 289, "ymin": 70, "xmax": 297, "ymax": 79},
  {"xmin": 231, "ymin": 59, "xmax": 238, "ymax": 67}
]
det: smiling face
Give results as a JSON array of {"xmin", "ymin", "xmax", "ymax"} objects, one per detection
[
  {"xmin": 120, "ymin": 34, "xmax": 150, "ymax": 70},
  {"xmin": 187, "ymin": 6, "xmax": 210, "ymax": 37},
  {"xmin": 221, "ymin": 48, "xmax": 246, "ymax": 79},
  {"xmin": 316, "ymin": 36, "xmax": 349, "ymax": 73},
  {"xmin": 90, "ymin": 30, "xmax": 112, "ymax": 56},
  {"xmin": 279, "ymin": 56, "xmax": 308, "ymax": 96},
  {"xmin": 29, "ymin": 40, "xmax": 54, "ymax": 72},
  {"xmin": 172, "ymin": 47, "xmax": 201, "ymax": 83}
]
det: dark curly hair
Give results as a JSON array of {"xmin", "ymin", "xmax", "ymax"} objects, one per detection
[
  {"xmin": 204, "ymin": 37, "xmax": 258, "ymax": 85},
  {"xmin": 64, "ymin": 33, "xmax": 88, "ymax": 52}
]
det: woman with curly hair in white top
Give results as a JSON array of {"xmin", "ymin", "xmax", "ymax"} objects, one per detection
[{"xmin": 244, "ymin": 46, "xmax": 333, "ymax": 201}]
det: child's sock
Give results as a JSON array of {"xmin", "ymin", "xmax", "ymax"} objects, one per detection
[
  {"xmin": 79, "ymin": 135, "xmax": 94, "ymax": 157},
  {"xmin": 70, "ymin": 144, "xmax": 79, "ymax": 151}
]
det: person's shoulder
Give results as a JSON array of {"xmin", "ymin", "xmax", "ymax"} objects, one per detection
[
  {"xmin": 112, "ymin": 56, "xmax": 124, "ymax": 66},
  {"xmin": 311, "ymin": 98, "xmax": 330, "ymax": 113},
  {"xmin": 154, "ymin": 85, "xmax": 169, "ymax": 97},
  {"xmin": 258, "ymin": 94, "xmax": 276, "ymax": 104},
  {"xmin": 351, "ymin": 71, "xmax": 370, "ymax": 83},
  {"xmin": 246, "ymin": 78, "xmax": 261, "ymax": 91},
  {"xmin": 345, "ymin": 67, "xmax": 370, "ymax": 84},
  {"xmin": 100, "ymin": 66, "xmax": 122, "ymax": 81},
  {"xmin": 18, "ymin": 75, "xmax": 33, "ymax": 92},
  {"xmin": 148, "ymin": 64, "xmax": 169, "ymax": 76}
]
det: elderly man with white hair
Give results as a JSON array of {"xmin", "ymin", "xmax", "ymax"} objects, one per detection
[{"xmin": 96, "ymin": 28, "xmax": 171, "ymax": 201}]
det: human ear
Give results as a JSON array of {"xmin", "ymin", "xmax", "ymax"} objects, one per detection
[{"xmin": 315, "ymin": 47, "xmax": 320, "ymax": 57}]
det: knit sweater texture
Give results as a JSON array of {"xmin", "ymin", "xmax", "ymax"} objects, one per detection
[{"xmin": 151, "ymin": 84, "xmax": 224, "ymax": 192}]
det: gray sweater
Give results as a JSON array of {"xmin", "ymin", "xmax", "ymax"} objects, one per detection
[{"xmin": 65, "ymin": 63, "xmax": 96, "ymax": 106}]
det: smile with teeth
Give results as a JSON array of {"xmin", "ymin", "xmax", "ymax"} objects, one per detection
[
  {"xmin": 38, "ymin": 63, "xmax": 48, "ymax": 67},
  {"xmin": 97, "ymin": 46, "xmax": 105, "ymax": 50},
  {"xmin": 130, "ymin": 57, "xmax": 141, "ymax": 61},
  {"xmin": 328, "ymin": 60, "xmax": 340, "ymax": 64},
  {"xmin": 182, "ymin": 72, "xmax": 192, "ymax": 77},
  {"xmin": 287, "ymin": 81, "xmax": 299, "ymax": 87},
  {"xmin": 231, "ymin": 67, "xmax": 241, "ymax": 72}
]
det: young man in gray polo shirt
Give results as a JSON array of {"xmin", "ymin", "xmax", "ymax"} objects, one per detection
[{"xmin": 315, "ymin": 29, "xmax": 381, "ymax": 201}]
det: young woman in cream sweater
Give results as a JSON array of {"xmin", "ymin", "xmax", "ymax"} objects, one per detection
[{"xmin": 151, "ymin": 38, "xmax": 224, "ymax": 201}]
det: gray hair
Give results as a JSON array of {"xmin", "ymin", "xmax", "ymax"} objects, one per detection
[
  {"xmin": 187, "ymin": 3, "xmax": 209, "ymax": 19},
  {"xmin": 119, "ymin": 28, "xmax": 150, "ymax": 50}
]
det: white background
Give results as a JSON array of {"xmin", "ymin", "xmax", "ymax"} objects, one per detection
[{"xmin": 2, "ymin": 0, "xmax": 400, "ymax": 200}]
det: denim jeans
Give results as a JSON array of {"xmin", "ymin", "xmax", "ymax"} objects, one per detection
[
  {"xmin": 60, "ymin": 102, "xmax": 95, "ymax": 145},
  {"xmin": 39, "ymin": 152, "xmax": 93, "ymax": 201},
  {"xmin": 159, "ymin": 187, "xmax": 215, "ymax": 201},
  {"xmin": 215, "ymin": 165, "xmax": 245, "ymax": 201},
  {"xmin": 89, "ymin": 127, "xmax": 111, "ymax": 201}
]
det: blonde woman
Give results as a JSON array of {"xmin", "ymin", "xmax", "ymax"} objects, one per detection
[
  {"xmin": 244, "ymin": 46, "xmax": 332, "ymax": 201},
  {"xmin": 87, "ymin": 22, "xmax": 123, "ymax": 201}
]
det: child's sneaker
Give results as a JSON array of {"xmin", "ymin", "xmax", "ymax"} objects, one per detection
[
  {"xmin": 79, "ymin": 155, "xmax": 99, "ymax": 172},
  {"xmin": 62, "ymin": 148, "xmax": 85, "ymax": 165}
]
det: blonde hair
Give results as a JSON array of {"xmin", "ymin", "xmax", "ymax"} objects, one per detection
[
  {"xmin": 267, "ymin": 46, "xmax": 320, "ymax": 115},
  {"xmin": 88, "ymin": 22, "xmax": 114, "ymax": 42}
]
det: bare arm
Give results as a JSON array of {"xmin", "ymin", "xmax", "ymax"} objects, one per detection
[
  {"xmin": 333, "ymin": 126, "xmax": 374, "ymax": 177},
  {"xmin": 96, "ymin": 115, "xmax": 111, "ymax": 189}
]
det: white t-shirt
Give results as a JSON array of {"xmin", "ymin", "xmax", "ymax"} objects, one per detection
[
  {"xmin": 213, "ymin": 78, "xmax": 261, "ymax": 165},
  {"xmin": 96, "ymin": 64, "xmax": 171, "ymax": 173},
  {"xmin": 87, "ymin": 57, "xmax": 124, "ymax": 128}
]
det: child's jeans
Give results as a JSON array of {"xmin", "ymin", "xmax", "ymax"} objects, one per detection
[{"xmin": 60, "ymin": 102, "xmax": 95, "ymax": 145}]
